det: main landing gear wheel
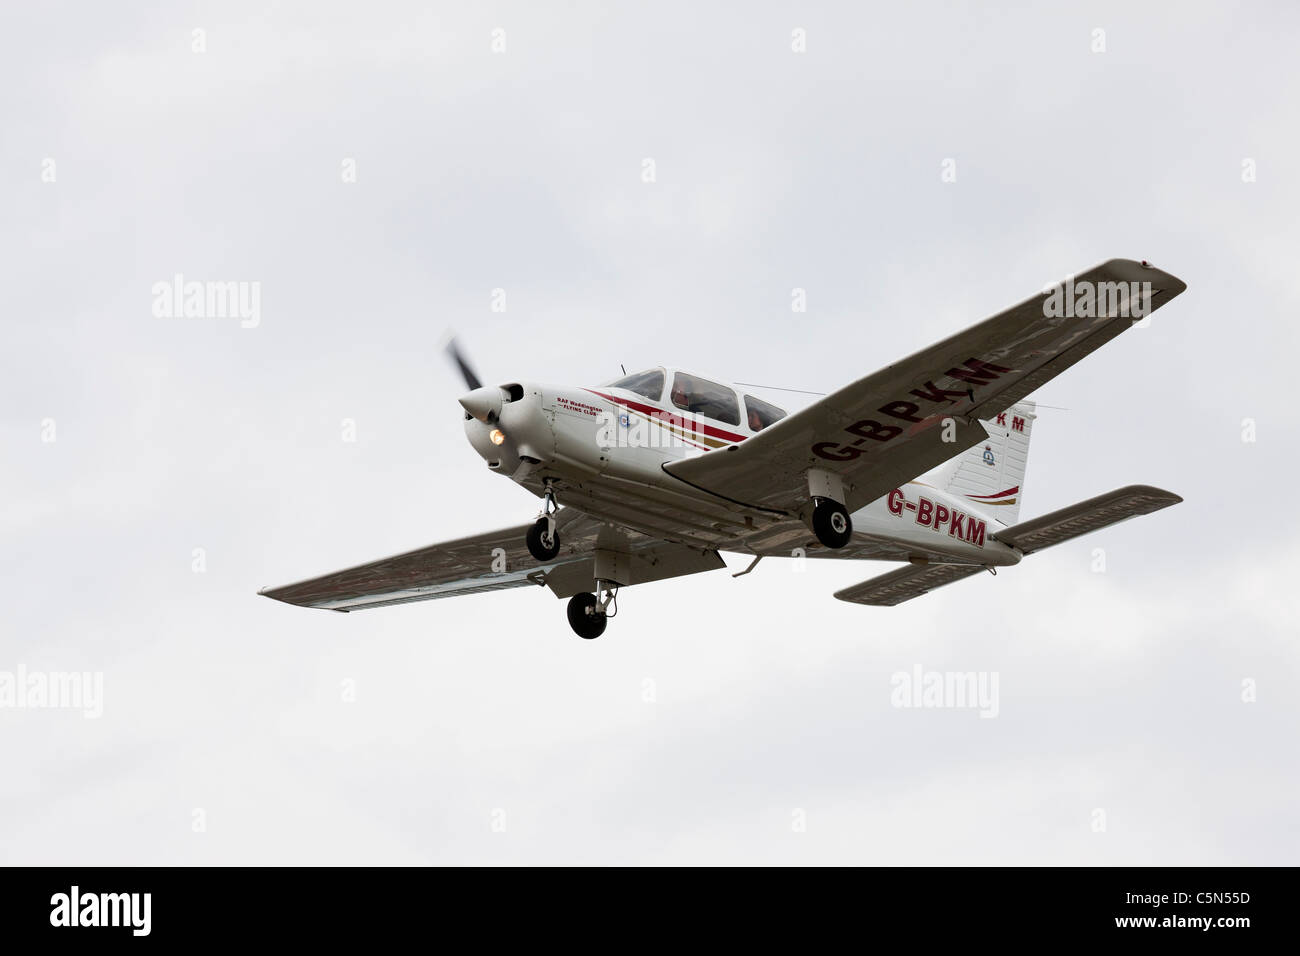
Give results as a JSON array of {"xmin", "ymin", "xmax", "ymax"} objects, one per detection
[
  {"xmin": 526, "ymin": 517, "xmax": 560, "ymax": 561},
  {"xmin": 567, "ymin": 592, "xmax": 607, "ymax": 640},
  {"xmin": 811, "ymin": 497, "xmax": 852, "ymax": 549}
]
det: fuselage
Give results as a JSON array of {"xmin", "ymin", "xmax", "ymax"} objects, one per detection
[{"xmin": 462, "ymin": 366, "xmax": 1022, "ymax": 567}]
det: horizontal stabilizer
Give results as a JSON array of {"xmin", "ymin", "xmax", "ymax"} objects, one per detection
[
  {"xmin": 834, "ymin": 562, "xmax": 985, "ymax": 606},
  {"xmin": 992, "ymin": 485, "xmax": 1182, "ymax": 555}
]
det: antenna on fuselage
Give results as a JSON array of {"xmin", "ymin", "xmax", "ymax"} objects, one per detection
[
  {"xmin": 620, "ymin": 364, "xmax": 626, "ymax": 375},
  {"xmin": 737, "ymin": 379, "xmax": 1072, "ymax": 411},
  {"xmin": 734, "ymin": 381, "xmax": 826, "ymax": 397}
]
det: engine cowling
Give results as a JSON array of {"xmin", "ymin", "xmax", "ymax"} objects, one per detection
[{"xmin": 463, "ymin": 383, "xmax": 553, "ymax": 474}]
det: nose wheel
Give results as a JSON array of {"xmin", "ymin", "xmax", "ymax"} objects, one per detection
[
  {"xmin": 526, "ymin": 517, "xmax": 560, "ymax": 561},
  {"xmin": 526, "ymin": 484, "xmax": 561, "ymax": 561}
]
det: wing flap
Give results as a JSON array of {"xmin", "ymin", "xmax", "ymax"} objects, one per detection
[
  {"xmin": 541, "ymin": 543, "xmax": 725, "ymax": 598},
  {"xmin": 833, "ymin": 562, "xmax": 986, "ymax": 606},
  {"xmin": 992, "ymin": 485, "xmax": 1182, "ymax": 555}
]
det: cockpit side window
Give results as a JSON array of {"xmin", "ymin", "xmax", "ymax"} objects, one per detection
[
  {"xmin": 743, "ymin": 395, "xmax": 787, "ymax": 432},
  {"xmin": 608, "ymin": 368, "xmax": 665, "ymax": 402},
  {"xmin": 670, "ymin": 372, "xmax": 740, "ymax": 426}
]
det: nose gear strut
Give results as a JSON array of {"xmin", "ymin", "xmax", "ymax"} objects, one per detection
[{"xmin": 526, "ymin": 481, "xmax": 561, "ymax": 561}]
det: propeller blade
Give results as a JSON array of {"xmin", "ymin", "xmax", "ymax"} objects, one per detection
[{"xmin": 444, "ymin": 337, "xmax": 483, "ymax": 392}]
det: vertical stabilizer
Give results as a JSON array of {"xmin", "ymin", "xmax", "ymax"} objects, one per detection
[{"xmin": 928, "ymin": 401, "xmax": 1036, "ymax": 525}]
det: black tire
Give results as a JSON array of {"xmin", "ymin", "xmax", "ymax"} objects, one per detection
[
  {"xmin": 566, "ymin": 592, "xmax": 607, "ymax": 640},
  {"xmin": 811, "ymin": 498, "xmax": 853, "ymax": 549},
  {"xmin": 526, "ymin": 518, "xmax": 560, "ymax": 561}
]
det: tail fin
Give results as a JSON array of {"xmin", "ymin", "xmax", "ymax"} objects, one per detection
[{"xmin": 928, "ymin": 401, "xmax": 1037, "ymax": 525}]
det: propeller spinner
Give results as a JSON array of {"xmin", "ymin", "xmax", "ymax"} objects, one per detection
[{"xmin": 445, "ymin": 336, "xmax": 502, "ymax": 422}]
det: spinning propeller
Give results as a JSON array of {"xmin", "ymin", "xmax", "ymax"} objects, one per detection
[{"xmin": 445, "ymin": 336, "xmax": 503, "ymax": 423}]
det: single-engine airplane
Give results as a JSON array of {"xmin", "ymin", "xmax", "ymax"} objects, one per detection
[{"xmin": 261, "ymin": 258, "xmax": 1186, "ymax": 638}]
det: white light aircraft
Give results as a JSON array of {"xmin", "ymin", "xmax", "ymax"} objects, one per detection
[{"xmin": 261, "ymin": 258, "xmax": 1186, "ymax": 638}]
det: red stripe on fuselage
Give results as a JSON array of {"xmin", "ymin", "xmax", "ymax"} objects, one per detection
[
  {"xmin": 966, "ymin": 486, "xmax": 1020, "ymax": 500},
  {"xmin": 585, "ymin": 390, "xmax": 748, "ymax": 443}
]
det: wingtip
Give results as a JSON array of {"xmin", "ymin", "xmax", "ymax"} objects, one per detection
[
  {"xmin": 1122, "ymin": 484, "xmax": 1184, "ymax": 511},
  {"xmin": 1124, "ymin": 484, "xmax": 1183, "ymax": 502},
  {"xmin": 1109, "ymin": 257, "xmax": 1188, "ymax": 296}
]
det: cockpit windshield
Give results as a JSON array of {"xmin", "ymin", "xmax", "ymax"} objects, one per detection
[{"xmin": 608, "ymin": 368, "xmax": 665, "ymax": 402}]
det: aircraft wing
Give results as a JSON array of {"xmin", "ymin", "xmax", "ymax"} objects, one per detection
[
  {"xmin": 664, "ymin": 258, "xmax": 1186, "ymax": 516},
  {"xmin": 259, "ymin": 510, "xmax": 724, "ymax": 612}
]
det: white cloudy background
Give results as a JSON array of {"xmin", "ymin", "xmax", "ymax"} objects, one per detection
[{"xmin": 3, "ymin": 1, "xmax": 1297, "ymax": 864}]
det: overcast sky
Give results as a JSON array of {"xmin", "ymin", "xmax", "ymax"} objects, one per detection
[{"xmin": 3, "ymin": 1, "xmax": 1297, "ymax": 864}]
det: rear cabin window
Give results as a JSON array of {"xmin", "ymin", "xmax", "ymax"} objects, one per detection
[
  {"xmin": 670, "ymin": 372, "xmax": 740, "ymax": 426},
  {"xmin": 608, "ymin": 368, "xmax": 664, "ymax": 402},
  {"xmin": 743, "ymin": 395, "xmax": 787, "ymax": 432}
]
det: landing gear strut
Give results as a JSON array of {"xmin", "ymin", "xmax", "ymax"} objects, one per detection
[
  {"xmin": 806, "ymin": 469, "xmax": 853, "ymax": 550},
  {"xmin": 566, "ymin": 581, "xmax": 617, "ymax": 640},
  {"xmin": 527, "ymin": 483, "xmax": 561, "ymax": 561}
]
